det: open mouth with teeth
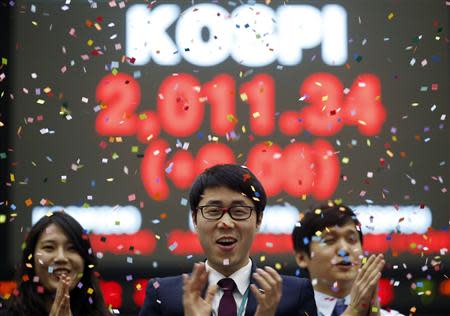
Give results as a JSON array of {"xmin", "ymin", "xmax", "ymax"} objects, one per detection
[
  {"xmin": 216, "ymin": 237, "xmax": 237, "ymax": 251},
  {"xmin": 51, "ymin": 268, "xmax": 71, "ymax": 279}
]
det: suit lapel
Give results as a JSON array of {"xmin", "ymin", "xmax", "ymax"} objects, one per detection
[{"xmin": 244, "ymin": 260, "xmax": 258, "ymax": 316}]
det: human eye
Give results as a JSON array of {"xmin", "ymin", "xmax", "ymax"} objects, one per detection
[
  {"xmin": 231, "ymin": 206, "xmax": 251, "ymax": 218},
  {"xmin": 41, "ymin": 244, "xmax": 55, "ymax": 251},
  {"xmin": 347, "ymin": 234, "xmax": 358, "ymax": 244},
  {"xmin": 66, "ymin": 244, "xmax": 78, "ymax": 252},
  {"xmin": 322, "ymin": 236, "xmax": 335, "ymax": 244},
  {"xmin": 203, "ymin": 206, "xmax": 222, "ymax": 217}
]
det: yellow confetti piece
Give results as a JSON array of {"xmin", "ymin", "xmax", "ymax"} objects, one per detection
[
  {"xmin": 392, "ymin": 135, "xmax": 398, "ymax": 142},
  {"xmin": 260, "ymin": 255, "xmax": 266, "ymax": 262},
  {"xmin": 43, "ymin": 87, "xmax": 51, "ymax": 93},
  {"xmin": 10, "ymin": 173, "xmax": 15, "ymax": 182},
  {"xmin": 111, "ymin": 68, "xmax": 118, "ymax": 75},
  {"xmin": 386, "ymin": 149, "xmax": 394, "ymax": 158},
  {"xmin": 362, "ymin": 257, "xmax": 368, "ymax": 264},
  {"xmin": 342, "ymin": 157, "xmax": 350, "ymax": 164},
  {"xmin": 314, "ymin": 208, "xmax": 321, "ymax": 215},
  {"xmin": 87, "ymin": 39, "xmax": 94, "ymax": 46},
  {"xmin": 241, "ymin": 125, "xmax": 246, "ymax": 133},
  {"xmin": 301, "ymin": 194, "xmax": 307, "ymax": 200},
  {"xmin": 387, "ymin": 12, "xmax": 395, "ymax": 20},
  {"xmin": 131, "ymin": 146, "xmax": 139, "ymax": 153},
  {"xmin": 252, "ymin": 112, "xmax": 261, "ymax": 119},
  {"xmin": 371, "ymin": 307, "xmax": 379, "ymax": 312},
  {"xmin": 2, "ymin": 57, "xmax": 7, "ymax": 65},
  {"xmin": 0, "ymin": 214, "xmax": 6, "ymax": 224},
  {"xmin": 139, "ymin": 113, "xmax": 148, "ymax": 120},
  {"xmin": 274, "ymin": 263, "xmax": 282, "ymax": 270},
  {"xmin": 322, "ymin": 95, "xmax": 328, "ymax": 101},
  {"xmin": 32, "ymin": 21, "xmax": 38, "ymax": 26},
  {"xmin": 87, "ymin": 288, "xmax": 94, "ymax": 295},
  {"xmin": 136, "ymin": 283, "xmax": 142, "ymax": 290},
  {"xmin": 240, "ymin": 93, "xmax": 248, "ymax": 101},
  {"xmin": 226, "ymin": 114, "xmax": 237, "ymax": 123},
  {"xmin": 366, "ymin": 139, "xmax": 371, "ymax": 147},
  {"xmin": 315, "ymin": 230, "xmax": 322, "ymax": 237}
]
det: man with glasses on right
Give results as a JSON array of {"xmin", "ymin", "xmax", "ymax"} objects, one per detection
[
  {"xmin": 139, "ymin": 164, "xmax": 317, "ymax": 316},
  {"xmin": 292, "ymin": 203, "xmax": 403, "ymax": 316}
]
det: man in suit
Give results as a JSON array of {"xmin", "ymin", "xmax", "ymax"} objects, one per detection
[
  {"xmin": 292, "ymin": 203, "xmax": 403, "ymax": 316},
  {"xmin": 139, "ymin": 164, "xmax": 317, "ymax": 316}
]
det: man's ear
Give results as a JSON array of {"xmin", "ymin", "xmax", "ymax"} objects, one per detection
[
  {"xmin": 191, "ymin": 211, "xmax": 198, "ymax": 231},
  {"xmin": 295, "ymin": 251, "xmax": 310, "ymax": 269},
  {"xmin": 256, "ymin": 212, "xmax": 263, "ymax": 230}
]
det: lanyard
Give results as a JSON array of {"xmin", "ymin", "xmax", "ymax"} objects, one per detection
[{"xmin": 237, "ymin": 286, "xmax": 250, "ymax": 316}]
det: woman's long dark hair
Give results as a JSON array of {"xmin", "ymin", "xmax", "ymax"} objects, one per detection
[{"xmin": 7, "ymin": 211, "xmax": 110, "ymax": 316}]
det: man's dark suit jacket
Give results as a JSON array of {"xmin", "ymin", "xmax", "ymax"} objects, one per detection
[{"xmin": 138, "ymin": 263, "xmax": 317, "ymax": 316}]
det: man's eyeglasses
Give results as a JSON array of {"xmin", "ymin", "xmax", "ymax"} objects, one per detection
[{"xmin": 197, "ymin": 205, "xmax": 254, "ymax": 221}]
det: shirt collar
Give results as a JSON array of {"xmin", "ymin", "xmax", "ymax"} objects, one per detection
[
  {"xmin": 206, "ymin": 259, "xmax": 252, "ymax": 295},
  {"xmin": 314, "ymin": 290, "xmax": 351, "ymax": 316}
]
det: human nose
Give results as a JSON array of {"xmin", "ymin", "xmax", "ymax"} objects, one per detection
[
  {"xmin": 54, "ymin": 247, "xmax": 69, "ymax": 262},
  {"xmin": 217, "ymin": 211, "xmax": 235, "ymax": 228},
  {"xmin": 336, "ymin": 239, "xmax": 351, "ymax": 256}
]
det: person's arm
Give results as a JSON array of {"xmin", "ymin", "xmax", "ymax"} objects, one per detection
[
  {"xmin": 138, "ymin": 278, "xmax": 163, "ymax": 316},
  {"xmin": 182, "ymin": 262, "xmax": 217, "ymax": 316},
  {"xmin": 49, "ymin": 275, "xmax": 72, "ymax": 316},
  {"xmin": 342, "ymin": 254, "xmax": 385, "ymax": 316},
  {"xmin": 251, "ymin": 266, "xmax": 283, "ymax": 316}
]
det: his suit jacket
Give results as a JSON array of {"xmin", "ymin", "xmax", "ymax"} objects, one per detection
[{"xmin": 139, "ymin": 263, "xmax": 317, "ymax": 316}]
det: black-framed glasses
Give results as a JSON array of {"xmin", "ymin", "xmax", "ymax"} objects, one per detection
[{"xmin": 197, "ymin": 205, "xmax": 254, "ymax": 221}]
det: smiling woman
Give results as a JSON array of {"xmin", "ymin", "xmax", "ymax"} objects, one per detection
[{"xmin": 2, "ymin": 211, "xmax": 111, "ymax": 316}]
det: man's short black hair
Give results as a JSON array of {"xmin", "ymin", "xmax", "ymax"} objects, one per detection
[
  {"xmin": 189, "ymin": 164, "xmax": 267, "ymax": 219},
  {"xmin": 292, "ymin": 203, "xmax": 363, "ymax": 256}
]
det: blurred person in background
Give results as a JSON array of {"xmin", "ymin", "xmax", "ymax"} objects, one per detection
[
  {"xmin": 1, "ymin": 211, "xmax": 111, "ymax": 316},
  {"xmin": 292, "ymin": 203, "xmax": 403, "ymax": 316}
]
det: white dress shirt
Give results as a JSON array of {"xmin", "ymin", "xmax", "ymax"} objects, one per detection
[
  {"xmin": 206, "ymin": 259, "xmax": 252, "ymax": 316},
  {"xmin": 314, "ymin": 290, "xmax": 404, "ymax": 316}
]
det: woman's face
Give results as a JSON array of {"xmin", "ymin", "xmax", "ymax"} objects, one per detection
[{"xmin": 33, "ymin": 223, "xmax": 85, "ymax": 292}]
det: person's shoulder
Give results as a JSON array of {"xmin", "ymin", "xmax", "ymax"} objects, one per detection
[
  {"xmin": 280, "ymin": 274, "xmax": 312, "ymax": 288},
  {"xmin": 144, "ymin": 274, "xmax": 184, "ymax": 294},
  {"xmin": 149, "ymin": 275, "xmax": 184, "ymax": 287}
]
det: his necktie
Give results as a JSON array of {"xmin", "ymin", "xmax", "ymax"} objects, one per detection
[
  {"xmin": 331, "ymin": 298, "xmax": 347, "ymax": 316},
  {"xmin": 217, "ymin": 278, "xmax": 237, "ymax": 316}
]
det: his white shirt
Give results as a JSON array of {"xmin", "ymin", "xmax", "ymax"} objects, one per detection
[
  {"xmin": 206, "ymin": 259, "xmax": 252, "ymax": 316},
  {"xmin": 314, "ymin": 290, "xmax": 404, "ymax": 316}
]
